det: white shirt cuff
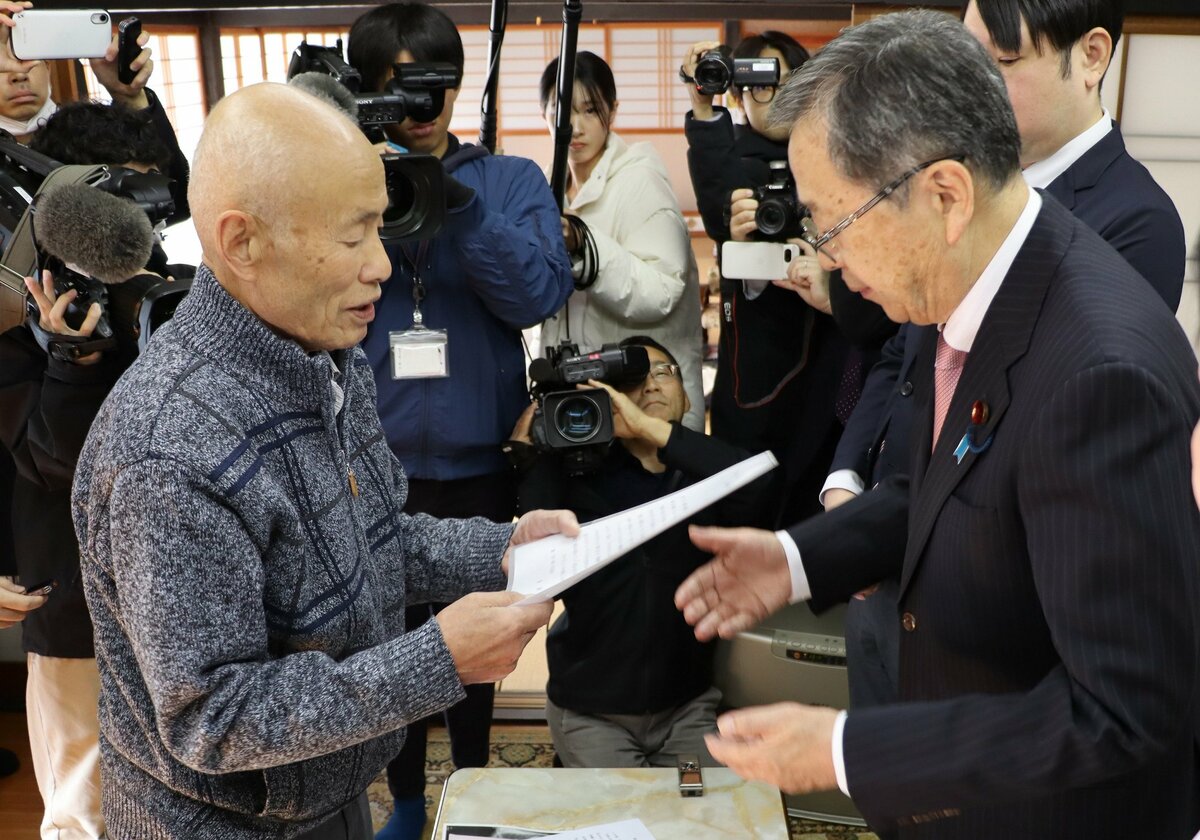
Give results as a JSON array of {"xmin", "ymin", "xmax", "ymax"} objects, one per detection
[
  {"xmin": 832, "ymin": 709, "xmax": 850, "ymax": 796},
  {"xmin": 774, "ymin": 530, "xmax": 811, "ymax": 604},
  {"xmin": 819, "ymin": 470, "xmax": 865, "ymax": 508}
]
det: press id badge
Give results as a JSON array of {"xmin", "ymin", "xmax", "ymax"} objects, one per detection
[{"xmin": 389, "ymin": 328, "xmax": 449, "ymax": 379}]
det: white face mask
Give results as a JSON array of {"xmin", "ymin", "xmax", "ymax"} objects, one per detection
[{"xmin": 0, "ymin": 95, "xmax": 56, "ymax": 139}]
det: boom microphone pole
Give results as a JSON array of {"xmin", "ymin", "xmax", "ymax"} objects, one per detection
[
  {"xmin": 478, "ymin": 0, "xmax": 508, "ymax": 153},
  {"xmin": 548, "ymin": 0, "xmax": 583, "ymax": 211}
]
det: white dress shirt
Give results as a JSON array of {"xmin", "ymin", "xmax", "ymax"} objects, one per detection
[{"xmin": 782, "ymin": 185, "xmax": 1042, "ymax": 796}]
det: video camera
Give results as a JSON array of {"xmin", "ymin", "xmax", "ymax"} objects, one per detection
[
  {"xmin": 689, "ymin": 46, "xmax": 780, "ymax": 96},
  {"xmin": 0, "ymin": 137, "xmax": 190, "ymax": 360},
  {"xmin": 754, "ymin": 160, "xmax": 804, "ymax": 242},
  {"xmin": 527, "ymin": 342, "xmax": 650, "ymax": 475},
  {"xmin": 288, "ymin": 40, "xmax": 460, "ymax": 241}
]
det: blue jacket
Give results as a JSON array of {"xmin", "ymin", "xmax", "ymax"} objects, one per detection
[{"xmin": 363, "ymin": 138, "xmax": 573, "ymax": 480}]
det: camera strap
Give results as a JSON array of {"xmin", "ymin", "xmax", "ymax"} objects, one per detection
[{"xmin": 26, "ymin": 317, "xmax": 116, "ymax": 362}]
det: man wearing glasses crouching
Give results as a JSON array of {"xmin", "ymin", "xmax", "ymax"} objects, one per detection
[{"xmin": 507, "ymin": 335, "xmax": 773, "ymax": 769}]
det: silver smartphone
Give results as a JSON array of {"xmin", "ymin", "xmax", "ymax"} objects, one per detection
[
  {"xmin": 11, "ymin": 9, "xmax": 112, "ymax": 61},
  {"xmin": 721, "ymin": 240, "xmax": 813, "ymax": 281}
]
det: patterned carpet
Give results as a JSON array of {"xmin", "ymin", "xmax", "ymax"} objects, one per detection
[{"xmin": 365, "ymin": 724, "xmax": 878, "ymax": 840}]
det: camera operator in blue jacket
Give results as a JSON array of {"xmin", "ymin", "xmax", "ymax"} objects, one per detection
[{"xmin": 347, "ymin": 4, "xmax": 573, "ymax": 838}]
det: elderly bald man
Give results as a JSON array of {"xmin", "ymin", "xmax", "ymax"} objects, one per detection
[{"xmin": 70, "ymin": 83, "xmax": 573, "ymax": 840}]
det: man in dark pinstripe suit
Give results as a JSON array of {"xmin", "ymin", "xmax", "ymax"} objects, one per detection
[{"xmin": 675, "ymin": 10, "xmax": 1200, "ymax": 839}]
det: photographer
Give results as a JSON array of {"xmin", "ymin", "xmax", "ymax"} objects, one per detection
[
  {"xmin": 537, "ymin": 52, "xmax": 704, "ymax": 432},
  {"xmin": 346, "ymin": 5, "xmax": 573, "ymax": 838},
  {"xmin": 0, "ymin": 3, "xmax": 189, "ymax": 225},
  {"xmin": 510, "ymin": 336, "xmax": 771, "ymax": 768},
  {"xmin": 682, "ymin": 33, "xmax": 871, "ymax": 526}
]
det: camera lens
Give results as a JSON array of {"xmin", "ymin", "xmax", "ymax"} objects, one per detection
[
  {"xmin": 554, "ymin": 395, "xmax": 602, "ymax": 444},
  {"xmin": 96, "ymin": 12, "xmax": 109, "ymax": 23},
  {"xmin": 755, "ymin": 199, "xmax": 787, "ymax": 238}
]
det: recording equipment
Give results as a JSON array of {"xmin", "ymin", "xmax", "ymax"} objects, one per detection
[
  {"xmin": 288, "ymin": 72, "xmax": 359, "ymax": 119},
  {"xmin": 34, "ymin": 184, "xmax": 153, "ymax": 284},
  {"xmin": 689, "ymin": 47, "xmax": 780, "ymax": 96},
  {"xmin": 28, "ymin": 182, "xmax": 190, "ymax": 360},
  {"xmin": 10, "ymin": 9, "xmax": 111, "ymax": 61},
  {"xmin": 116, "ymin": 17, "xmax": 142, "ymax": 86},
  {"xmin": 547, "ymin": 0, "xmax": 584, "ymax": 209},
  {"xmin": 287, "ymin": 40, "xmax": 459, "ymax": 130},
  {"xmin": 720, "ymin": 240, "xmax": 805, "ymax": 282},
  {"xmin": 287, "ymin": 40, "xmax": 455, "ymax": 241},
  {"xmin": 527, "ymin": 342, "xmax": 649, "ymax": 475},
  {"xmin": 754, "ymin": 160, "xmax": 804, "ymax": 241}
]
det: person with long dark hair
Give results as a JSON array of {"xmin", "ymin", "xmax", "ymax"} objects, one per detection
[{"xmin": 538, "ymin": 51, "xmax": 704, "ymax": 432}]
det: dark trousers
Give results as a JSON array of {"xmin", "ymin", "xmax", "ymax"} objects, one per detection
[
  {"xmin": 295, "ymin": 794, "xmax": 371, "ymax": 839},
  {"xmin": 384, "ymin": 471, "xmax": 516, "ymax": 801}
]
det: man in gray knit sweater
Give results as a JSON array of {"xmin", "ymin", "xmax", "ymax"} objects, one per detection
[{"xmin": 70, "ymin": 84, "xmax": 569, "ymax": 839}]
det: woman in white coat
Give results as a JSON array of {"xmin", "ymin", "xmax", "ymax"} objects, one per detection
[{"xmin": 538, "ymin": 52, "xmax": 704, "ymax": 430}]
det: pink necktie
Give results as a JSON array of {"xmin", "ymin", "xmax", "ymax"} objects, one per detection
[{"xmin": 932, "ymin": 334, "xmax": 968, "ymax": 450}]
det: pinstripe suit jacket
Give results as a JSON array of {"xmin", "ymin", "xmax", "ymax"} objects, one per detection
[{"xmin": 788, "ymin": 195, "xmax": 1200, "ymax": 838}]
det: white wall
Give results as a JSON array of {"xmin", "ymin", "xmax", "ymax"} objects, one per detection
[{"xmin": 1115, "ymin": 32, "xmax": 1200, "ymax": 356}]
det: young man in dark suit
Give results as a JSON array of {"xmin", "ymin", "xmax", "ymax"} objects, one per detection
[
  {"xmin": 675, "ymin": 10, "xmax": 1200, "ymax": 838},
  {"xmin": 822, "ymin": 0, "xmax": 1187, "ymax": 714}
]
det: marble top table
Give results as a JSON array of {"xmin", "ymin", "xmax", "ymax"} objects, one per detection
[{"xmin": 431, "ymin": 767, "xmax": 790, "ymax": 839}]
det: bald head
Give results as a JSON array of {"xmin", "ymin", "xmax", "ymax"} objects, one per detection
[{"xmin": 189, "ymin": 83, "xmax": 373, "ymax": 260}]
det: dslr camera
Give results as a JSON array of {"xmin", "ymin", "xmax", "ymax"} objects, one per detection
[
  {"xmin": 754, "ymin": 160, "xmax": 804, "ymax": 242},
  {"xmin": 289, "ymin": 40, "xmax": 460, "ymax": 241},
  {"xmin": 527, "ymin": 342, "xmax": 650, "ymax": 475},
  {"xmin": 689, "ymin": 46, "xmax": 779, "ymax": 96}
]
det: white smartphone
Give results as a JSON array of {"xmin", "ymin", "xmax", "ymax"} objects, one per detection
[
  {"xmin": 721, "ymin": 240, "xmax": 813, "ymax": 281},
  {"xmin": 11, "ymin": 9, "xmax": 112, "ymax": 61}
]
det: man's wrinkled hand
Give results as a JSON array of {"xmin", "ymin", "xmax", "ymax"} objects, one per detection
[
  {"xmin": 705, "ymin": 702, "xmax": 840, "ymax": 794},
  {"xmin": 502, "ymin": 508, "xmax": 580, "ymax": 576},
  {"xmin": 676, "ymin": 525, "xmax": 790, "ymax": 640},
  {"xmin": 436, "ymin": 591, "xmax": 554, "ymax": 684}
]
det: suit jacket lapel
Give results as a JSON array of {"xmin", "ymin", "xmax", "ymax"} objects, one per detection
[
  {"xmin": 1041, "ymin": 121, "xmax": 1123, "ymax": 212},
  {"xmin": 899, "ymin": 197, "xmax": 1076, "ymax": 597}
]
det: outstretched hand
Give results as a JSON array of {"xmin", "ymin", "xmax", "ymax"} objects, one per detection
[
  {"xmin": 705, "ymin": 702, "xmax": 840, "ymax": 794},
  {"xmin": 675, "ymin": 525, "xmax": 791, "ymax": 640}
]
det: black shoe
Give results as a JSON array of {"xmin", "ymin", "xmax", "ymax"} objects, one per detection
[{"xmin": 0, "ymin": 748, "xmax": 18, "ymax": 778}]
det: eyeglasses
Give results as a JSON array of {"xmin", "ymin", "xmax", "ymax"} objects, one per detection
[
  {"xmin": 745, "ymin": 85, "xmax": 777, "ymax": 104},
  {"xmin": 800, "ymin": 155, "xmax": 966, "ymax": 262},
  {"xmin": 622, "ymin": 362, "xmax": 680, "ymax": 391}
]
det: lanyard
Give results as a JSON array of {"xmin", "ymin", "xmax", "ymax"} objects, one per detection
[{"xmin": 399, "ymin": 239, "xmax": 432, "ymax": 326}]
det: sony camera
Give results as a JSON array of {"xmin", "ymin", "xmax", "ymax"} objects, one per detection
[
  {"xmin": 691, "ymin": 47, "xmax": 779, "ymax": 96},
  {"xmin": 288, "ymin": 39, "xmax": 458, "ymax": 241},
  {"xmin": 0, "ymin": 138, "xmax": 191, "ymax": 360},
  {"xmin": 754, "ymin": 160, "xmax": 804, "ymax": 242},
  {"xmin": 527, "ymin": 342, "xmax": 650, "ymax": 474}
]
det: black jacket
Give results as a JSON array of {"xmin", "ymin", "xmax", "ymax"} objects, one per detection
[
  {"xmin": 685, "ymin": 107, "xmax": 854, "ymax": 523},
  {"xmin": 517, "ymin": 425, "xmax": 770, "ymax": 715},
  {"xmin": 0, "ymin": 325, "xmax": 131, "ymax": 656}
]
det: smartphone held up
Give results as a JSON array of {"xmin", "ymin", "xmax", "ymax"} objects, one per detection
[{"xmin": 11, "ymin": 8, "xmax": 112, "ymax": 60}]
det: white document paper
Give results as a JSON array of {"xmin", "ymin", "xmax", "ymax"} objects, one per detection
[{"xmin": 508, "ymin": 451, "xmax": 778, "ymax": 605}]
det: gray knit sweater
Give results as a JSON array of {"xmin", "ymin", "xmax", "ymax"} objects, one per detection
[{"xmin": 72, "ymin": 265, "xmax": 512, "ymax": 839}]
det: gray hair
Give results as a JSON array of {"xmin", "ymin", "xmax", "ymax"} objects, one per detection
[{"xmin": 769, "ymin": 9, "xmax": 1020, "ymax": 198}]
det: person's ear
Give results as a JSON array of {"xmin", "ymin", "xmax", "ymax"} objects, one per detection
[
  {"xmin": 213, "ymin": 210, "xmax": 269, "ymax": 282},
  {"xmin": 1078, "ymin": 26, "xmax": 1113, "ymax": 94},
  {"xmin": 923, "ymin": 159, "xmax": 974, "ymax": 247}
]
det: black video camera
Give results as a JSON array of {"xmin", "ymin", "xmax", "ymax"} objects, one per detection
[
  {"xmin": 288, "ymin": 39, "xmax": 458, "ymax": 242},
  {"xmin": 528, "ymin": 342, "xmax": 650, "ymax": 474},
  {"xmin": 754, "ymin": 160, "xmax": 804, "ymax": 242},
  {"xmin": 0, "ymin": 138, "xmax": 191, "ymax": 360},
  {"xmin": 690, "ymin": 47, "xmax": 780, "ymax": 96}
]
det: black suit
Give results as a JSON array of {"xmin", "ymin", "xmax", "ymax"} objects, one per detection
[
  {"xmin": 788, "ymin": 196, "xmax": 1200, "ymax": 837},
  {"xmin": 831, "ymin": 123, "xmax": 1188, "ymax": 710}
]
